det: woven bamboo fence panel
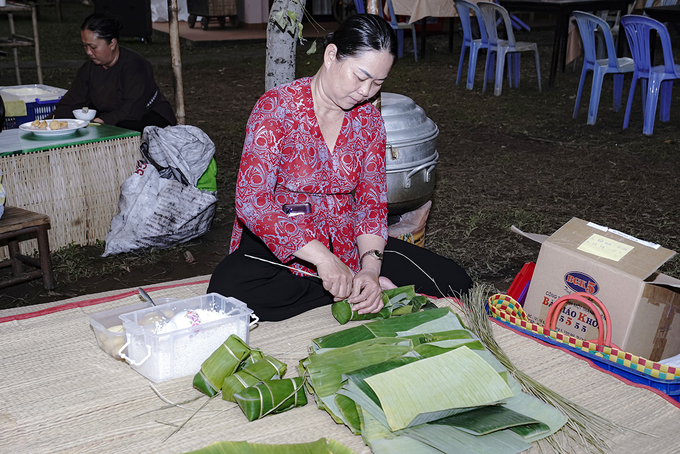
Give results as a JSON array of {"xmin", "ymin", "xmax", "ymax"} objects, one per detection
[
  {"xmin": 208, "ymin": 0, "xmax": 237, "ymax": 16},
  {"xmin": 0, "ymin": 136, "xmax": 141, "ymax": 260}
]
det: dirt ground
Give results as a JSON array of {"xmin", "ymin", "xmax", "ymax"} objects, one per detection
[{"xmin": 2, "ymin": 5, "xmax": 680, "ymax": 310}]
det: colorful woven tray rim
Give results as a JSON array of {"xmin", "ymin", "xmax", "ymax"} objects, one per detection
[{"xmin": 488, "ymin": 294, "xmax": 680, "ymax": 381}]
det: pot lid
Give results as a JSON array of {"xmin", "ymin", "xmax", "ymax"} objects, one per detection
[{"xmin": 381, "ymin": 92, "xmax": 439, "ymax": 146}]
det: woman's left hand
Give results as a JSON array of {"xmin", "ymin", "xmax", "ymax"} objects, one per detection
[
  {"xmin": 348, "ymin": 270, "xmax": 384, "ymax": 314},
  {"xmin": 93, "ymin": 117, "xmax": 104, "ymax": 124}
]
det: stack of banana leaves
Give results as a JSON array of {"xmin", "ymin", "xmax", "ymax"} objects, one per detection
[
  {"xmin": 299, "ymin": 308, "xmax": 568, "ymax": 453},
  {"xmin": 193, "ymin": 334, "xmax": 306, "ymax": 421},
  {"xmin": 332, "ymin": 285, "xmax": 428, "ymax": 324}
]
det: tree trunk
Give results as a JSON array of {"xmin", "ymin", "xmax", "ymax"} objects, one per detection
[
  {"xmin": 167, "ymin": 0, "xmax": 185, "ymax": 124},
  {"xmin": 265, "ymin": 0, "xmax": 304, "ymax": 92}
]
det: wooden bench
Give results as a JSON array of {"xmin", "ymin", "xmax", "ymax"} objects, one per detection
[{"xmin": 0, "ymin": 206, "xmax": 54, "ymax": 290}]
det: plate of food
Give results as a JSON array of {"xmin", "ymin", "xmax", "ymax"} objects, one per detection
[{"xmin": 19, "ymin": 119, "xmax": 89, "ymax": 137}]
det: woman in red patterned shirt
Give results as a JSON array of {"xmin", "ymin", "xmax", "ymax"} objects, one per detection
[{"xmin": 208, "ymin": 14, "xmax": 472, "ymax": 321}]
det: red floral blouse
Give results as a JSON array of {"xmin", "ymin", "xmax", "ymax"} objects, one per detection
[{"xmin": 230, "ymin": 77, "xmax": 388, "ymax": 275}]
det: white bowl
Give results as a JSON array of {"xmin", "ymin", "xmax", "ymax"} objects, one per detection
[{"xmin": 73, "ymin": 108, "xmax": 97, "ymax": 121}]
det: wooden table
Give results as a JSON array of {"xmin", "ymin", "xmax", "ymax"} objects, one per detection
[
  {"xmin": 500, "ymin": 0, "xmax": 634, "ymax": 87},
  {"xmin": 0, "ymin": 3, "xmax": 42, "ymax": 84},
  {"xmin": 644, "ymin": 4, "xmax": 680, "ymax": 22},
  {"xmin": 0, "ymin": 124, "xmax": 141, "ymax": 258}
]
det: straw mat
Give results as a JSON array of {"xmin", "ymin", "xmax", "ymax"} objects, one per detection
[{"xmin": 0, "ymin": 282, "xmax": 679, "ymax": 454}]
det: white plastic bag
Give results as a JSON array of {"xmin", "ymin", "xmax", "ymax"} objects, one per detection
[
  {"xmin": 103, "ymin": 161, "xmax": 217, "ymax": 256},
  {"xmin": 142, "ymin": 125, "xmax": 214, "ymax": 187}
]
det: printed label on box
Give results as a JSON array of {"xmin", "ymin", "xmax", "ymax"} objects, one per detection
[{"xmin": 577, "ymin": 233, "xmax": 634, "ymax": 262}]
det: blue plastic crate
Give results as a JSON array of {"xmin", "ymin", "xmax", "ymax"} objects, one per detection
[
  {"xmin": 495, "ymin": 318, "xmax": 680, "ymax": 402},
  {"xmin": 4, "ymin": 98, "xmax": 62, "ymax": 130},
  {"xmin": 1, "ymin": 84, "xmax": 67, "ymax": 130}
]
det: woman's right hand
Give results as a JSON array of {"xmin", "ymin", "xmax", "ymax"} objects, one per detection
[
  {"xmin": 294, "ymin": 240, "xmax": 354, "ymax": 301},
  {"xmin": 317, "ymin": 255, "xmax": 354, "ymax": 301}
]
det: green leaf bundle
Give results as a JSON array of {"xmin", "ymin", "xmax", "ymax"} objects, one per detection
[
  {"xmin": 193, "ymin": 334, "xmax": 252, "ymax": 397},
  {"xmin": 222, "ymin": 356, "xmax": 288, "ymax": 402},
  {"xmin": 234, "ymin": 377, "xmax": 307, "ymax": 422}
]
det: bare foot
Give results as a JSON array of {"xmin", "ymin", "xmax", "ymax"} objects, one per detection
[{"xmin": 379, "ymin": 276, "xmax": 398, "ymax": 291}]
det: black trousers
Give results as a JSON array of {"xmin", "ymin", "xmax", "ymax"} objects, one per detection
[{"xmin": 207, "ymin": 228, "xmax": 473, "ymax": 322}]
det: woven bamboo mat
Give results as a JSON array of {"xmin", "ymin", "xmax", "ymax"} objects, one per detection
[{"xmin": 1, "ymin": 284, "xmax": 679, "ymax": 454}]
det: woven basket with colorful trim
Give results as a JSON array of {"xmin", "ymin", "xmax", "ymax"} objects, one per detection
[{"xmin": 487, "ymin": 294, "xmax": 680, "ymax": 381}]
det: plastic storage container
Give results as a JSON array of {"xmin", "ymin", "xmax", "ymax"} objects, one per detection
[
  {"xmin": 0, "ymin": 84, "xmax": 67, "ymax": 129},
  {"xmin": 90, "ymin": 301, "xmax": 155, "ymax": 359},
  {"xmin": 118, "ymin": 293, "xmax": 258, "ymax": 383}
]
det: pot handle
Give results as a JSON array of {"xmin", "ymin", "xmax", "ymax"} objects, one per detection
[
  {"xmin": 404, "ymin": 151, "xmax": 438, "ymax": 189},
  {"xmin": 386, "ymin": 144, "xmax": 399, "ymax": 161}
]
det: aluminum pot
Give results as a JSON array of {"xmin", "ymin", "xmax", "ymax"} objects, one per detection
[{"xmin": 381, "ymin": 92, "xmax": 439, "ymax": 215}]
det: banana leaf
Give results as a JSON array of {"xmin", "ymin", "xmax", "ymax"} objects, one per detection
[
  {"xmin": 313, "ymin": 308, "xmax": 464, "ymax": 350},
  {"xmin": 334, "ymin": 393, "xmax": 362, "ymax": 434},
  {"xmin": 300, "ymin": 337, "xmax": 418, "ymax": 426},
  {"xmin": 193, "ymin": 334, "xmax": 252, "ymax": 397},
  {"xmin": 331, "ymin": 285, "xmax": 422, "ymax": 325},
  {"xmin": 358, "ymin": 406, "xmax": 442, "ymax": 454},
  {"xmin": 304, "ymin": 338, "xmax": 414, "ymax": 398},
  {"xmin": 238, "ymin": 348, "xmax": 265, "ymax": 371},
  {"xmin": 364, "ymin": 346, "xmax": 513, "ymax": 431},
  {"xmin": 234, "ymin": 377, "xmax": 307, "ymax": 421},
  {"xmin": 331, "ymin": 300, "xmax": 392, "ymax": 324},
  {"xmin": 401, "ymin": 422, "xmax": 532, "ymax": 454},
  {"xmin": 186, "ymin": 437, "xmax": 356, "ymax": 454},
  {"xmin": 222, "ymin": 356, "xmax": 288, "ymax": 402},
  {"xmin": 433, "ymin": 405, "xmax": 541, "ymax": 435}
]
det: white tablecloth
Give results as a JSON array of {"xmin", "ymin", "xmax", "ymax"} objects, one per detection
[{"xmin": 151, "ymin": 0, "xmax": 189, "ymax": 22}]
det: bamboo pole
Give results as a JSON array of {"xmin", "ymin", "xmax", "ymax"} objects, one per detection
[
  {"xmin": 167, "ymin": 0, "xmax": 186, "ymax": 125},
  {"xmin": 366, "ymin": 0, "xmax": 381, "ymax": 111}
]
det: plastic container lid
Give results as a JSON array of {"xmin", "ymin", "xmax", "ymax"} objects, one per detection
[{"xmin": 0, "ymin": 84, "xmax": 67, "ymax": 103}]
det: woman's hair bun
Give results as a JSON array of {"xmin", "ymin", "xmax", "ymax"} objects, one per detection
[{"xmin": 323, "ymin": 32, "xmax": 335, "ymax": 49}]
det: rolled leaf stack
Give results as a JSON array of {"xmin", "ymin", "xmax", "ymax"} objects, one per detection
[
  {"xmin": 193, "ymin": 334, "xmax": 252, "ymax": 397},
  {"xmin": 222, "ymin": 356, "xmax": 288, "ymax": 402},
  {"xmin": 234, "ymin": 377, "xmax": 307, "ymax": 421}
]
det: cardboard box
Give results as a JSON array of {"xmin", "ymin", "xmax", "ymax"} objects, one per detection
[{"xmin": 514, "ymin": 218, "xmax": 680, "ymax": 361}]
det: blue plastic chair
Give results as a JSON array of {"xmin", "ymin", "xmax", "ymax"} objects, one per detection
[
  {"xmin": 454, "ymin": 0, "xmax": 488, "ymax": 90},
  {"xmin": 385, "ymin": 0, "xmax": 418, "ymax": 62},
  {"xmin": 621, "ymin": 15, "xmax": 680, "ymax": 135},
  {"xmin": 478, "ymin": 1, "xmax": 541, "ymax": 96},
  {"xmin": 492, "ymin": 0, "xmax": 530, "ymax": 31},
  {"xmin": 572, "ymin": 11, "xmax": 634, "ymax": 125}
]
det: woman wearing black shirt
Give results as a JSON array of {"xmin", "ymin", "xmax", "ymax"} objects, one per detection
[{"xmin": 51, "ymin": 13, "xmax": 176, "ymax": 132}]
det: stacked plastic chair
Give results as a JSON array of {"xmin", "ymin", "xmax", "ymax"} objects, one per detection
[
  {"xmin": 621, "ymin": 15, "xmax": 680, "ymax": 135},
  {"xmin": 572, "ymin": 11, "xmax": 634, "ymax": 125},
  {"xmin": 385, "ymin": 0, "xmax": 418, "ymax": 62},
  {"xmin": 477, "ymin": 1, "xmax": 541, "ymax": 96},
  {"xmin": 454, "ymin": 0, "xmax": 489, "ymax": 89}
]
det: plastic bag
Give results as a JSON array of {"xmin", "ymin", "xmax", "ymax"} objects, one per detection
[
  {"xmin": 103, "ymin": 161, "xmax": 217, "ymax": 256},
  {"xmin": 102, "ymin": 125, "xmax": 218, "ymax": 256}
]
